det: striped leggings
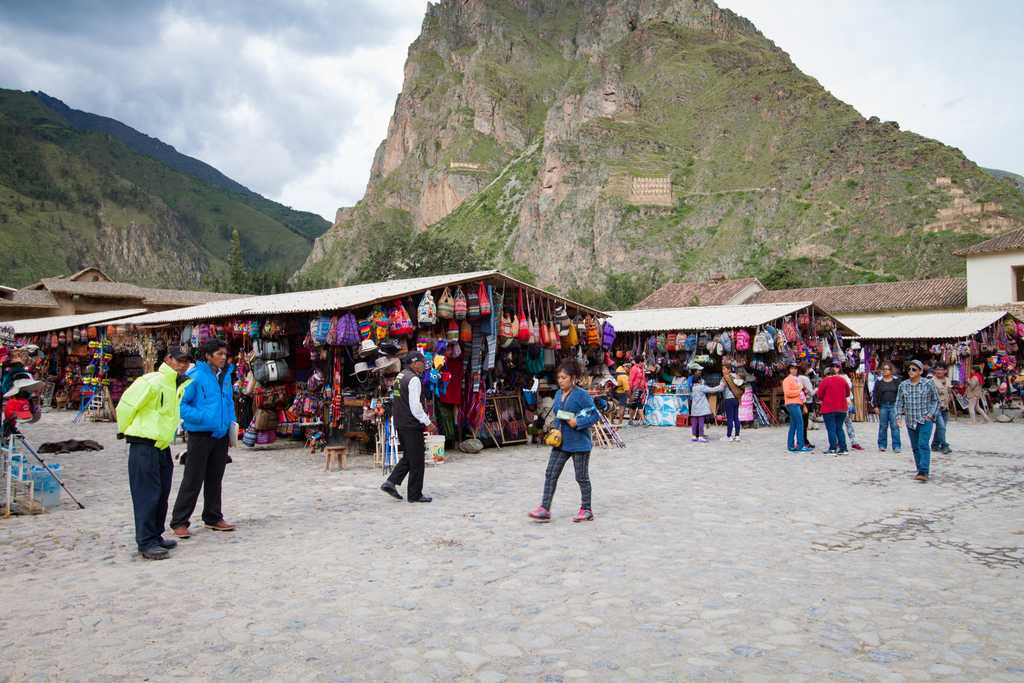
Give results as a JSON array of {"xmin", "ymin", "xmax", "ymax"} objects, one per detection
[{"xmin": 541, "ymin": 449, "xmax": 592, "ymax": 510}]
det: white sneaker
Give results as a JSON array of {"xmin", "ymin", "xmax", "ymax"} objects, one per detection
[{"xmin": 733, "ymin": 436, "xmax": 742, "ymax": 442}]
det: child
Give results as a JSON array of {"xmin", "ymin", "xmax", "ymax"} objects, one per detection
[{"xmin": 689, "ymin": 376, "xmax": 725, "ymax": 442}]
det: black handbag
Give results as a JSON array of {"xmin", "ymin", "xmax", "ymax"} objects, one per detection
[{"xmin": 252, "ymin": 358, "xmax": 290, "ymax": 384}]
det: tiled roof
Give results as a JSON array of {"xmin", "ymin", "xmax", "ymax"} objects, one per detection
[
  {"xmin": 635, "ymin": 278, "xmax": 764, "ymax": 309},
  {"xmin": 0, "ymin": 289, "xmax": 59, "ymax": 309},
  {"xmin": 749, "ymin": 278, "xmax": 967, "ymax": 313},
  {"xmin": 33, "ymin": 278, "xmax": 246, "ymax": 306},
  {"xmin": 953, "ymin": 228, "xmax": 1024, "ymax": 257}
]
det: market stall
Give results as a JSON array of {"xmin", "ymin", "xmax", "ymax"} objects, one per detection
[
  {"xmin": 7, "ymin": 309, "xmax": 148, "ymax": 415},
  {"xmin": 840, "ymin": 310, "xmax": 1024, "ymax": 417},
  {"xmin": 606, "ymin": 302, "xmax": 857, "ymax": 426},
  {"xmin": 112, "ymin": 271, "xmax": 608, "ymax": 463}
]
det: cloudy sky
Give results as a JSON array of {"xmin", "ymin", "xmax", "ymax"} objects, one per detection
[{"xmin": 1, "ymin": 1, "xmax": 1021, "ymax": 221}]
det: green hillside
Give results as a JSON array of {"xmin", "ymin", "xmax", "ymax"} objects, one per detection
[{"xmin": 0, "ymin": 88, "xmax": 325, "ymax": 287}]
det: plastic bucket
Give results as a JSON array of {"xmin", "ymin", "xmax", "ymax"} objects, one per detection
[
  {"xmin": 425, "ymin": 435, "xmax": 446, "ymax": 464},
  {"xmin": 30, "ymin": 463, "xmax": 62, "ymax": 509}
]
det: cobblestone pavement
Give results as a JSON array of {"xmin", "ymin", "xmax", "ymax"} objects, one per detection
[{"xmin": 1, "ymin": 413, "xmax": 1022, "ymax": 681}]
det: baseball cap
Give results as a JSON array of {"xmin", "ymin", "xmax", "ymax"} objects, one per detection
[
  {"xmin": 404, "ymin": 351, "xmax": 425, "ymax": 366},
  {"xmin": 908, "ymin": 360, "xmax": 924, "ymax": 371}
]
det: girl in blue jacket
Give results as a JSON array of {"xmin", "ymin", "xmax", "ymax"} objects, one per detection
[{"xmin": 529, "ymin": 360, "xmax": 600, "ymax": 523}]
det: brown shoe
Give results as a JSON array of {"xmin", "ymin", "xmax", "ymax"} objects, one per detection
[
  {"xmin": 205, "ymin": 520, "xmax": 236, "ymax": 532},
  {"xmin": 914, "ymin": 473, "xmax": 928, "ymax": 482},
  {"xmin": 172, "ymin": 526, "xmax": 191, "ymax": 539}
]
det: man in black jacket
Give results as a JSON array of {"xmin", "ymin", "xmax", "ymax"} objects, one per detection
[{"xmin": 380, "ymin": 352, "xmax": 434, "ymax": 503}]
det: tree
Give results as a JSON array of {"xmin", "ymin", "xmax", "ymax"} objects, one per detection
[
  {"xmin": 227, "ymin": 227, "xmax": 247, "ymax": 292},
  {"xmin": 351, "ymin": 233, "xmax": 486, "ymax": 284}
]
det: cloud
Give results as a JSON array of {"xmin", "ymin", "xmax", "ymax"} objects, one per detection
[{"xmin": 0, "ymin": 0, "xmax": 427, "ymax": 220}]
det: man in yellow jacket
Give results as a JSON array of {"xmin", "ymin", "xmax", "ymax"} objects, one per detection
[{"xmin": 116, "ymin": 349, "xmax": 191, "ymax": 560}]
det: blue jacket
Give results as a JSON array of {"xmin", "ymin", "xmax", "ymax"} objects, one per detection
[
  {"xmin": 551, "ymin": 386, "xmax": 600, "ymax": 453},
  {"xmin": 690, "ymin": 381, "xmax": 724, "ymax": 418},
  {"xmin": 180, "ymin": 361, "xmax": 236, "ymax": 438}
]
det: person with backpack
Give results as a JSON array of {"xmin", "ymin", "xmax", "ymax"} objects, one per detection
[
  {"xmin": 721, "ymin": 365, "xmax": 744, "ymax": 442},
  {"xmin": 529, "ymin": 360, "xmax": 600, "ymax": 522},
  {"xmin": 116, "ymin": 349, "xmax": 192, "ymax": 560},
  {"xmin": 816, "ymin": 366, "xmax": 851, "ymax": 455},
  {"xmin": 895, "ymin": 359, "xmax": 940, "ymax": 482},
  {"xmin": 170, "ymin": 339, "xmax": 237, "ymax": 537}
]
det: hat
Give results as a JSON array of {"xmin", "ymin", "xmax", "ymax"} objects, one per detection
[
  {"xmin": 379, "ymin": 340, "xmax": 402, "ymax": 357},
  {"xmin": 373, "ymin": 356, "xmax": 401, "ymax": 374},
  {"xmin": 350, "ymin": 361, "xmax": 371, "ymax": 376},
  {"xmin": 404, "ymin": 351, "xmax": 425, "ymax": 366},
  {"xmin": 3, "ymin": 377, "xmax": 43, "ymax": 398},
  {"xmin": 908, "ymin": 360, "xmax": 924, "ymax": 371}
]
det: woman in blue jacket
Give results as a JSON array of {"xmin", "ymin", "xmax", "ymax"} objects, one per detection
[
  {"xmin": 529, "ymin": 360, "xmax": 600, "ymax": 523},
  {"xmin": 170, "ymin": 339, "xmax": 237, "ymax": 537}
]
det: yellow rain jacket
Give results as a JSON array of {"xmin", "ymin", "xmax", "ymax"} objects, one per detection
[{"xmin": 115, "ymin": 363, "xmax": 181, "ymax": 449}]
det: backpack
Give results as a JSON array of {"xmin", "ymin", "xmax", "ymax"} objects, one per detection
[
  {"xmin": 252, "ymin": 359, "xmax": 290, "ymax": 384},
  {"xmin": 312, "ymin": 315, "xmax": 331, "ymax": 345},
  {"xmin": 684, "ymin": 334, "xmax": 697, "ymax": 352},
  {"xmin": 586, "ymin": 316, "xmax": 601, "ymax": 348},
  {"xmin": 602, "ymin": 321, "xmax": 616, "ymax": 350},
  {"xmin": 735, "ymin": 329, "xmax": 751, "ymax": 351},
  {"xmin": 467, "ymin": 285, "xmax": 480, "ymax": 318},
  {"xmin": 389, "ymin": 301, "xmax": 415, "ymax": 336},
  {"xmin": 479, "ymin": 283, "xmax": 491, "ymax": 317},
  {"xmin": 453, "ymin": 287, "xmax": 468, "ymax": 320},
  {"xmin": 437, "ymin": 288, "xmax": 455, "ymax": 319},
  {"xmin": 721, "ymin": 331, "xmax": 733, "ymax": 354},
  {"xmin": 753, "ymin": 330, "xmax": 770, "ymax": 354},
  {"xmin": 337, "ymin": 313, "xmax": 360, "ymax": 346},
  {"xmin": 417, "ymin": 291, "xmax": 437, "ymax": 327},
  {"xmin": 783, "ymin": 318, "xmax": 798, "ymax": 343}
]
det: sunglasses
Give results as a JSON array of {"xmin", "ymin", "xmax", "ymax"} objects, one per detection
[{"xmin": 908, "ymin": 367, "xmax": 920, "ymax": 373}]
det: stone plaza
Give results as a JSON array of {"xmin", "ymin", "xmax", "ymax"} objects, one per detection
[{"xmin": 1, "ymin": 413, "xmax": 1022, "ymax": 681}]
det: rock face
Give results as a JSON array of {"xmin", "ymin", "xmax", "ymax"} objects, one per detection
[{"xmin": 299, "ymin": 0, "xmax": 1024, "ymax": 291}]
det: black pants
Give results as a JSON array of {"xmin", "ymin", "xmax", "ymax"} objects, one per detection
[
  {"xmin": 128, "ymin": 443, "xmax": 173, "ymax": 550},
  {"xmin": 724, "ymin": 398, "xmax": 740, "ymax": 437},
  {"xmin": 802, "ymin": 404, "xmax": 813, "ymax": 446},
  {"xmin": 387, "ymin": 426, "xmax": 425, "ymax": 500},
  {"xmin": 541, "ymin": 449, "xmax": 592, "ymax": 510},
  {"xmin": 171, "ymin": 432, "xmax": 229, "ymax": 528}
]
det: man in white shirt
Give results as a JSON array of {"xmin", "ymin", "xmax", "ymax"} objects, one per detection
[{"xmin": 381, "ymin": 352, "xmax": 434, "ymax": 503}]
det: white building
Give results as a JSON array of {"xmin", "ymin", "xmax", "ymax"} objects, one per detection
[{"xmin": 955, "ymin": 228, "xmax": 1024, "ymax": 307}]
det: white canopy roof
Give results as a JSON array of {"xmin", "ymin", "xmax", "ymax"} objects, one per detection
[
  {"xmin": 8, "ymin": 308, "xmax": 147, "ymax": 335},
  {"xmin": 607, "ymin": 301, "xmax": 817, "ymax": 333},
  {"xmin": 116, "ymin": 270, "xmax": 604, "ymax": 326},
  {"xmin": 839, "ymin": 310, "xmax": 1011, "ymax": 340}
]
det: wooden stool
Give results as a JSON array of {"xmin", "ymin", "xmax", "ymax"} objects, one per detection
[{"xmin": 324, "ymin": 446, "xmax": 347, "ymax": 471}]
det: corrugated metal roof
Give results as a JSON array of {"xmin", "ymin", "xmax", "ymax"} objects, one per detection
[
  {"xmin": 117, "ymin": 271, "xmax": 605, "ymax": 325},
  {"xmin": 607, "ymin": 302, "xmax": 818, "ymax": 333},
  {"xmin": 839, "ymin": 311, "xmax": 1011, "ymax": 340},
  {"xmin": 749, "ymin": 278, "xmax": 967, "ymax": 313},
  {"xmin": 9, "ymin": 309, "xmax": 148, "ymax": 335}
]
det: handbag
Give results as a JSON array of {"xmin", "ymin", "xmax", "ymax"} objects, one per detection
[
  {"xmin": 437, "ymin": 287, "xmax": 455, "ymax": 319},
  {"xmin": 467, "ymin": 284, "xmax": 481, "ymax": 318},
  {"xmin": 453, "ymin": 287, "xmax": 468, "ymax": 320},
  {"xmin": 252, "ymin": 408, "xmax": 279, "ymax": 431},
  {"xmin": 544, "ymin": 428, "xmax": 562, "ymax": 448},
  {"xmin": 252, "ymin": 358, "xmax": 290, "ymax": 384},
  {"xmin": 516, "ymin": 290, "xmax": 530, "ymax": 342},
  {"xmin": 478, "ymin": 282, "xmax": 491, "ymax": 317},
  {"xmin": 417, "ymin": 291, "xmax": 437, "ymax": 326}
]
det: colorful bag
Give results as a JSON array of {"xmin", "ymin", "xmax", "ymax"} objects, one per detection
[
  {"xmin": 417, "ymin": 291, "xmax": 437, "ymax": 327},
  {"xmin": 783, "ymin": 318, "xmax": 798, "ymax": 343},
  {"xmin": 566, "ymin": 318, "xmax": 579, "ymax": 347},
  {"xmin": 453, "ymin": 287, "xmax": 468, "ymax": 321},
  {"xmin": 602, "ymin": 321, "xmax": 616, "ymax": 350},
  {"xmin": 735, "ymin": 329, "xmax": 751, "ymax": 351},
  {"xmin": 478, "ymin": 282, "xmax": 491, "ymax": 317},
  {"xmin": 500, "ymin": 313, "xmax": 513, "ymax": 339},
  {"xmin": 516, "ymin": 290, "xmax": 530, "ymax": 342},
  {"xmin": 460, "ymin": 320, "xmax": 473, "ymax": 343},
  {"xmin": 372, "ymin": 306, "xmax": 389, "ymax": 341},
  {"xmin": 467, "ymin": 285, "xmax": 481, "ymax": 319},
  {"xmin": 358, "ymin": 318, "xmax": 372, "ymax": 341},
  {"xmin": 337, "ymin": 313, "xmax": 360, "ymax": 346},
  {"xmin": 720, "ymin": 331, "xmax": 733, "ymax": 354},
  {"xmin": 666, "ymin": 333, "xmax": 676, "ymax": 353},
  {"xmin": 389, "ymin": 301, "xmax": 415, "ymax": 336},
  {"xmin": 437, "ymin": 287, "xmax": 455, "ymax": 320},
  {"xmin": 312, "ymin": 315, "xmax": 331, "ymax": 345}
]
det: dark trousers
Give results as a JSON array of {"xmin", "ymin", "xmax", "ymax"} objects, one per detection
[
  {"xmin": 724, "ymin": 398, "xmax": 740, "ymax": 437},
  {"xmin": 387, "ymin": 426, "xmax": 426, "ymax": 500},
  {"xmin": 171, "ymin": 432, "xmax": 229, "ymax": 528},
  {"xmin": 823, "ymin": 412, "xmax": 848, "ymax": 452},
  {"xmin": 541, "ymin": 449, "xmax": 591, "ymax": 510},
  {"xmin": 802, "ymin": 404, "xmax": 813, "ymax": 446},
  {"xmin": 128, "ymin": 442, "xmax": 173, "ymax": 550}
]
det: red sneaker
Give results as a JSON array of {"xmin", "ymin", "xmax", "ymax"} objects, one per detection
[
  {"xmin": 572, "ymin": 508, "xmax": 594, "ymax": 523},
  {"xmin": 528, "ymin": 506, "xmax": 551, "ymax": 522},
  {"xmin": 852, "ymin": 444, "xmax": 864, "ymax": 451}
]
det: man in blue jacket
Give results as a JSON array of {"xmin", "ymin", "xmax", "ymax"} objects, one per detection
[{"xmin": 170, "ymin": 339, "xmax": 237, "ymax": 537}]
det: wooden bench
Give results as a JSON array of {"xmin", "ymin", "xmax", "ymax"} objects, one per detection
[{"xmin": 324, "ymin": 446, "xmax": 347, "ymax": 472}]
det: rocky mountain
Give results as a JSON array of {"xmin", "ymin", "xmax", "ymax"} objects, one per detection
[
  {"xmin": 0, "ymin": 89, "xmax": 329, "ymax": 288},
  {"xmin": 299, "ymin": 0, "xmax": 1024, "ymax": 299},
  {"xmin": 985, "ymin": 168, "xmax": 1024, "ymax": 194}
]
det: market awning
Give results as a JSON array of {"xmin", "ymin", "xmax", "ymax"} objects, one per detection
[
  {"xmin": 839, "ymin": 310, "xmax": 1013, "ymax": 341},
  {"xmin": 8, "ymin": 308, "xmax": 148, "ymax": 335},
  {"xmin": 115, "ymin": 271, "xmax": 605, "ymax": 325},
  {"xmin": 606, "ymin": 301, "xmax": 848, "ymax": 333}
]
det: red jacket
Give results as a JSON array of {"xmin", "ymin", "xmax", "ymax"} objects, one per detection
[{"xmin": 816, "ymin": 375, "xmax": 850, "ymax": 414}]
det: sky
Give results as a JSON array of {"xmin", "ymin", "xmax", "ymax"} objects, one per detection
[{"xmin": 0, "ymin": 1, "xmax": 1021, "ymax": 222}]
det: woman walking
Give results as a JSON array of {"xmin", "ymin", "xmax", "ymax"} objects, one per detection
[
  {"xmin": 529, "ymin": 361, "xmax": 600, "ymax": 523},
  {"xmin": 689, "ymin": 375, "xmax": 724, "ymax": 442},
  {"xmin": 872, "ymin": 363, "xmax": 902, "ymax": 452}
]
